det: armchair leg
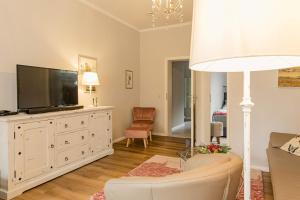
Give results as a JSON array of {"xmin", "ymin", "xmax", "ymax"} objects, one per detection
[
  {"xmin": 126, "ymin": 138, "xmax": 131, "ymax": 147},
  {"xmin": 149, "ymin": 131, "xmax": 152, "ymax": 141},
  {"xmin": 143, "ymin": 139, "xmax": 147, "ymax": 148}
]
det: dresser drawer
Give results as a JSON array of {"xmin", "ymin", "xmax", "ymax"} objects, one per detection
[
  {"xmin": 56, "ymin": 115, "xmax": 88, "ymax": 133},
  {"xmin": 56, "ymin": 144, "xmax": 89, "ymax": 167},
  {"xmin": 56, "ymin": 130, "xmax": 88, "ymax": 150}
]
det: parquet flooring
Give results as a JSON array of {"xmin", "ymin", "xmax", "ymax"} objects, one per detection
[{"xmin": 11, "ymin": 136, "xmax": 273, "ymax": 200}]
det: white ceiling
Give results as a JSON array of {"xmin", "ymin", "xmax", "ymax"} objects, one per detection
[{"xmin": 82, "ymin": 0, "xmax": 193, "ymax": 31}]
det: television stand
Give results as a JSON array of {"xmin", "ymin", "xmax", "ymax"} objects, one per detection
[
  {"xmin": 25, "ymin": 105, "xmax": 84, "ymax": 114},
  {"xmin": 0, "ymin": 106, "xmax": 113, "ymax": 200}
]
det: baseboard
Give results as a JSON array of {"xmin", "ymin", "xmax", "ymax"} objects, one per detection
[
  {"xmin": 171, "ymin": 123, "xmax": 185, "ymax": 132},
  {"xmin": 251, "ymin": 165, "xmax": 269, "ymax": 172},
  {"xmin": 0, "ymin": 189, "xmax": 9, "ymax": 200},
  {"xmin": 152, "ymin": 132, "xmax": 168, "ymax": 136},
  {"xmin": 113, "ymin": 136, "xmax": 125, "ymax": 143}
]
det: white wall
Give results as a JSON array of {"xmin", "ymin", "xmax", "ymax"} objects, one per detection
[
  {"xmin": 0, "ymin": 0, "xmax": 140, "ymax": 140},
  {"xmin": 210, "ymin": 72, "xmax": 227, "ymax": 117},
  {"xmin": 139, "ymin": 25, "xmax": 192, "ymax": 134},
  {"xmin": 228, "ymin": 70, "xmax": 300, "ymax": 170},
  {"xmin": 172, "ymin": 61, "xmax": 185, "ymax": 128},
  {"xmin": 140, "ymin": 25, "xmax": 300, "ymax": 170},
  {"xmin": 2, "ymin": 2, "xmax": 298, "ymax": 170},
  {"xmin": 194, "ymin": 72, "xmax": 211, "ymax": 145}
]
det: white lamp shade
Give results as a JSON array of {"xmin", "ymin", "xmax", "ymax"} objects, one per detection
[
  {"xmin": 190, "ymin": 0, "xmax": 300, "ymax": 72},
  {"xmin": 82, "ymin": 72, "xmax": 100, "ymax": 86}
]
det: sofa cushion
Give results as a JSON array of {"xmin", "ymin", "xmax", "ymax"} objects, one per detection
[
  {"xmin": 280, "ymin": 135, "xmax": 300, "ymax": 156},
  {"xmin": 269, "ymin": 132, "xmax": 296, "ymax": 148}
]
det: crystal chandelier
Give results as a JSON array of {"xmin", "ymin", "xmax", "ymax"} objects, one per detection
[{"xmin": 149, "ymin": 0, "xmax": 184, "ymax": 27}]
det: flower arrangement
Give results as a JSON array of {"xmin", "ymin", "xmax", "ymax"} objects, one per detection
[{"xmin": 195, "ymin": 144, "xmax": 231, "ymax": 154}]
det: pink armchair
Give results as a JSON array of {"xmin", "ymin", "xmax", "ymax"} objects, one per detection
[
  {"xmin": 131, "ymin": 107, "xmax": 156, "ymax": 131},
  {"xmin": 124, "ymin": 107, "xmax": 156, "ymax": 148}
]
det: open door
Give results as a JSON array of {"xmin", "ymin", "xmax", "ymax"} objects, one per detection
[{"xmin": 165, "ymin": 58, "xmax": 196, "ymax": 146}]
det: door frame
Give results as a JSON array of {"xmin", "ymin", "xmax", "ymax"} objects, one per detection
[
  {"xmin": 204, "ymin": 72, "xmax": 230, "ymax": 146},
  {"xmin": 164, "ymin": 56, "xmax": 195, "ymax": 146}
]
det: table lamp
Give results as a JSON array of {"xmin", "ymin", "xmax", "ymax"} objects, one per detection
[
  {"xmin": 190, "ymin": 0, "xmax": 300, "ymax": 199},
  {"xmin": 82, "ymin": 71, "xmax": 100, "ymax": 94}
]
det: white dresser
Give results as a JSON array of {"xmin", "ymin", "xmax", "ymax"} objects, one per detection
[{"xmin": 0, "ymin": 106, "xmax": 114, "ymax": 200}]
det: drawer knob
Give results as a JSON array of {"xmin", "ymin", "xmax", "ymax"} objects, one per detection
[
  {"xmin": 50, "ymin": 121, "xmax": 53, "ymax": 124},
  {"xmin": 65, "ymin": 141, "xmax": 70, "ymax": 144},
  {"xmin": 65, "ymin": 157, "xmax": 69, "ymax": 161},
  {"xmin": 64, "ymin": 124, "xmax": 68, "ymax": 128},
  {"xmin": 50, "ymin": 144, "xmax": 55, "ymax": 148},
  {"xmin": 81, "ymin": 121, "xmax": 85, "ymax": 125},
  {"xmin": 18, "ymin": 152, "xmax": 22, "ymax": 155},
  {"xmin": 92, "ymin": 133, "xmax": 95, "ymax": 137},
  {"xmin": 81, "ymin": 136, "xmax": 85, "ymax": 140},
  {"xmin": 81, "ymin": 151, "xmax": 85, "ymax": 155}
]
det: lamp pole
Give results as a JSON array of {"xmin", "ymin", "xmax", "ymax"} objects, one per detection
[{"xmin": 240, "ymin": 71, "xmax": 254, "ymax": 200}]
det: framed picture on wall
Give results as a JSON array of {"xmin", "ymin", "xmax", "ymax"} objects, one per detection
[
  {"xmin": 78, "ymin": 55, "xmax": 97, "ymax": 73},
  {"xmin": 125, "ymin": 70, "xmax": 133, "ymax": 89},
  {"xmin": 78, "ymin": 55, "xmax": 98, "ymax": 93},
  {"xmin": 278, "ymin": 66, "xmax": 300, "ymax": 87}
]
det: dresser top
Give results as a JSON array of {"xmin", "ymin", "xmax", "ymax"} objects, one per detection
[{"xmin": 0, "ymin": 106, "xmax": 114, "ymax": 122}]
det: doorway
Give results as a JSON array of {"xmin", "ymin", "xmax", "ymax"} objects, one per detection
[
  {"xmin": 210, "ymin": 72, "xmax": 228, "ymax": 144},
  {"xmin": 165, "ymin": 59, "xmax": 194, "ymax": 140}
]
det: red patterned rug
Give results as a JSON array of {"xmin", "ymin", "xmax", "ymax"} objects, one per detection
[
  {"xmin": 236, "ymin": 169, "xmax": 265, "ymax": 200},
  {"xmin": 90, "ymin": 155, "xmax": 264, "ymax": 200}
]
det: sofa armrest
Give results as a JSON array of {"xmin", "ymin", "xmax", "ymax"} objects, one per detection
[
  {"xmin": 269, "ymin": 132, "xmax": 297, "ymax": 148},
  {"xmin": 104, "ymin": 172, "xmax": 230, "ymax": 200}
]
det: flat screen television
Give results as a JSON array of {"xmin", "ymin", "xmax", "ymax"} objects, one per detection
[{"xmin": 17, "ymin": 65, "xmax": 79, "ymax": 112}]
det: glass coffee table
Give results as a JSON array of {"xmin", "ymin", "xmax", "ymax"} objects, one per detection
[
  {"xmin": 177, "ymin": 147, "xmax": 202, "ymax": 169},
  {"xmin": 177, "ymin": 145, "xmax": 231, "ymax": 169}
]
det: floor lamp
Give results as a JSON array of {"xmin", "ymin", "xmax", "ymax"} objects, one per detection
[{"xmin": 189, "ymin": 1, "xmax": 300, "ymax": 199}]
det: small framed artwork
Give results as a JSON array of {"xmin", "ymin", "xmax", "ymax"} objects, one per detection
[
  {"xmin": 278, "ymin": 67, "xmax": 300, "ymax": 87},
  {"xmin": 125, "ymin": 70, "xmax": 133, "ymax": 89}
]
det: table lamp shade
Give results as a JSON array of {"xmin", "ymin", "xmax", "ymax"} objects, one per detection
[
  {"xmin": 190, "ymin": 0, "xmax": 300, "ymax": 72},
  {"xmin": 82, "ymin": 72, "xmax": 100, "ymax": 86}
]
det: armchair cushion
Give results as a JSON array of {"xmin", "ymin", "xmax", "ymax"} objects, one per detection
[
  {"xmin": 133, "ymin": 107, "xmax": 156, "ymax": 121},
  {"xmin": 131, "ymin": 107, "xmax": 156, "ymax": 130},
  {"xmin": 132, "ymin": 120, "xmax": 154, "ymax": 130}
]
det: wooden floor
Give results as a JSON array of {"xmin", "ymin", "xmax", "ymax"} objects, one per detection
[
  {"xmin": 12, "ymin": 136, "xmax": 274, "ymax": 200},
  {"xmin": 262, "ymin": 172, "xmax": 274, "ymax": 200}
]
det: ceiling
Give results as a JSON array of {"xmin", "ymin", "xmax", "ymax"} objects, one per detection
[{"xmin": 83, "ymin": 0, "xmax": 193, "ymax": 30}]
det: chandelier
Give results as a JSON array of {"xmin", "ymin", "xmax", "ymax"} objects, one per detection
[{"xmin": 149, "ymin": 0, "xmax": 184, "ymax": 27}]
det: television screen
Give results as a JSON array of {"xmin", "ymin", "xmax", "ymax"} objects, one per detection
[{"xmin": 17, "ymin": 65, "xmax": 78, "ymax": 110}]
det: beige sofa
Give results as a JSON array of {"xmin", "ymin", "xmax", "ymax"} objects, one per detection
[
  {"xmin": 267, "ymin": 132, "xmax": 300, "ymax": 200},
  {"xmin": 104, "ymin": 153, "xmax": 242, "ymax": 200}
]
